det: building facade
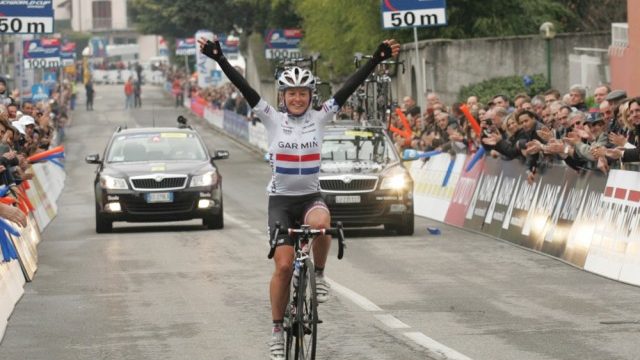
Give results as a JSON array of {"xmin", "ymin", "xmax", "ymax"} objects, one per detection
[{"xmin": 609, "ymin": 2, "xmax": 639, "ymax": 96}]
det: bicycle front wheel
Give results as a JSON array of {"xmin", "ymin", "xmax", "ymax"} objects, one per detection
[{"xmin": 294, "ymin": 259, "xmax": 318, "ymax": 360}]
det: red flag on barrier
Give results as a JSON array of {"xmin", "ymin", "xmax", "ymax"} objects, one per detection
[
  {"xmin": 16, "ymin": 185, "xmax": 34, "ymax": 213},
  {"xmin": 0, "ymin": 197, "xmax": 17, "ymax": 205},
  {"xmin": 460, "ymin": 104, "xmax": 481, "ymax": 137},
  {"xmin": 390, "ymin": 108, "xmax": 413, "ymax": 146},
  {"xmin": 27, "ymin": 145, "xmax": 64, "ymax": 163}
]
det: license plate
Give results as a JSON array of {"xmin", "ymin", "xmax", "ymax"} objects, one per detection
[
  {"xmin": 335, "ymin": 195, "xmax": 361, "ymax": 204},
  {"xmin": 145, "ymin": 192, "xmax": 174, "ymax": 203}
]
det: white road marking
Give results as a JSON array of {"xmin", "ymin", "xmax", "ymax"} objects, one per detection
[
  {"xmin": 325, "ymin": 278, "xmax": 382, "ymax": 312},
  {"xmin": 404, "ymin": 332, "xmax": 474, "ymax": 360},
  {"xmin": 225, "ymin": 213, "xmax": 243, "ymax": 224},
  {"xmin": 374, "ymin": 314, "xmax": 410, "ymax": 329},
  {"xmin": 326, "ymin": 277, "xmax": 473, "ymax": 359}
]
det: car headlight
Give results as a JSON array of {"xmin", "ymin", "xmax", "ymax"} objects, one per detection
[
  {"xmin": 380, "ymin": 173, "xmax": 408, "ymax": 190},
  {"xmin": 100, "ymin": 175, "xmax": 128, "ymax": 190},
  {"xmin": 191, "ymin": 170, "xmax": 217, "ymax": 187}
]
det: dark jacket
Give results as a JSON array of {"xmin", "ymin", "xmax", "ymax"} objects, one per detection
[{"xmin": 494, "ymin": 128, "xmax": 528, "ymax": 160}]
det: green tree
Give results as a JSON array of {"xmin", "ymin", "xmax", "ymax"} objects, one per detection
[
  {"xmin": 292, "ymin": 0, "xmax": 583, "ymax": 79},
  {"xmin": 129, "ymin": 0, "xmax": 246, "ymax": 37}
]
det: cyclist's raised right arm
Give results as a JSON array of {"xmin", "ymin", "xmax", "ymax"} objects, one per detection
[
  {"xmin": 332, "ymin": 39, "xmax": 401, "ymax": 108},
  {"xmin": 199, "ymin": 38, "xmax": 260, "ymax": 108}
]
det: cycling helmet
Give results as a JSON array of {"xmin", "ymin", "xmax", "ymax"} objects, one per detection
[{"xmin": 277, "ymin": 67, "xmax": 316, "ymax": 91}]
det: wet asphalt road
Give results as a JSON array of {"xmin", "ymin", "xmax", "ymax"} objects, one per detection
[{"xmin": 1, "ymin": 84, "xmax": 639, "ymax": 360}]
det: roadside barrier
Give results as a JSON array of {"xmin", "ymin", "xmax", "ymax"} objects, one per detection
[
  {"xmin": 0, "ymin": 161, "xmax": 66, "ymax": 342},
  {"xmin": 409, "ymin": 153, "xmax": 640, "ymax": 287},
  {"xmin": 169, "ymin": 81, "xmax": 640, "ymax": 287}
]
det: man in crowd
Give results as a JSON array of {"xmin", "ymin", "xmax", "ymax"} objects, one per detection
[
  {"xmin": 568, "ymin": 84, "xmax": 588, "ymax": 112},
  {"xmin": 402, "ymin": 96, "xmax": 421, "ymax": 117}
]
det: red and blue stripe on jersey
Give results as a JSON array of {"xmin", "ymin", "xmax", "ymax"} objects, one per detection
[{"xmin": 275, "ymin": 153, "xmax": 321, "ymax": 175}]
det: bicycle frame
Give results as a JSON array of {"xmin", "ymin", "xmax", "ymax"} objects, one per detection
[
  {"xmin": 267, "ymin": 222, "xmax": 345, "ymax": 360},
  {"xmin": 352, "ymin": 54, "xmax": 405, "ymax": 128}
]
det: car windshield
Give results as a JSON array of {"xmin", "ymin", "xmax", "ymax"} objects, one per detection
[
  {"xmin": 322, "ymin": 130, "xmax": 397, "ymax": 163},
  {"xmin": 107, "ymin": 132, "xmax": 207, "ymax": 162}
]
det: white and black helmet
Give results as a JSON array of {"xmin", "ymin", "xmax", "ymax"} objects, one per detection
[{"xmin": 277, "ymin": 67, "xmax": 316, "ymax": 91}]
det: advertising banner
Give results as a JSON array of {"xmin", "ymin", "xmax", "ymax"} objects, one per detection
[
  {"xmin": 217, "ymin": 33, "xmax": 239, "ymax": 54},
  {"xmin": 520, "ymin": 163, "xmax": 567, "ymax": 252},
  {"xmin": 501, "ymin": 165, "xmax": 542, "ymax": 247},
  {"xmin": 14, "ymin": 35, "xmax": 34, "ymax": 100},
  {"xmin": 584, "ymin": 170, "xmax": 640, "ymax": 284},
  {"xmin": 223, "ymin": 110, "xmax": 249, "ymax": 141},
  {"xmin": 176, "ymin": 38, "xmax": 196, "ymax": 56},
  {"xmin": 195, "ymin": 30, "xmax": 215, "ymax": 88},
  {"xmin": 410, "ymin": 153, "xmax": 465, "ymax": 222},
  {"xmin": 89, "ymin": 37, "xmax": 108, "ymax": 58},
  {"xmin": 22, "ymin": 38, "xmax": 60, "ymax": 69},
  {"xmin": 264, "ymin": 29, "xmax": 302, "ymax": 60},
  {"xmin": 60, "ymin": 42, "xmax": 76, "ymax": 66},
  {"xmin": 464, "ymin": 156, "xmax": 501, "ymax": 231},
  {"xmin": 482, "ymin": 158, "xmax": 523, "ymax": 238},
  {"xmin": 561, "ymin": 170, "xmax": 607, "ymax": 267},
  {"xmin": 444, "ymin": 156, "xmax": 484, "ymax": 227},
  {"xmin": 31, "ymin": 83, "xmax": 49, "ymax": 102}
]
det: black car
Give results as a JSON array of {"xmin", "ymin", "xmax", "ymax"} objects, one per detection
[
  {"xmin": 319, "ymin": 123, "xmax": 414, "ymax": 235},
  {"xmin": 85, "ymin": 126, "xmax": 229, "ymax": 233}
]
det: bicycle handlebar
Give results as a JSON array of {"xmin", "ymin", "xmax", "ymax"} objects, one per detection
[{"xmin": 267, "ymin": 222, "xmax": 346, "ymax": 260}]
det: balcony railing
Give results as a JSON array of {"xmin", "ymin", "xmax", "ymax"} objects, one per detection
[{"xmin": 92, "ymin": 17, "xmax": 112, "ymax": 30}]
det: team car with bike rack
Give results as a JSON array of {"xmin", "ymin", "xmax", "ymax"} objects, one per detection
[
  {"xmin": 319, "ymin": 122, "xmax": 414, "ymax": 235},
  {"xmin": 85, "ymin": 124, "xmax": 229, "ymax": 233}
]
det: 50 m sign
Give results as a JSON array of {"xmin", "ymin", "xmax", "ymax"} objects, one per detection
[
  {"xmin": 381, "ymin": 0, "xmax": 447, "ymax": 29},
  {"xmin": 0, "ymin": 17, "xmax": 52, "ymax": 34},
  {"xmin": 0, "ymin": 0, "xmax": 54, "ymax": 34}
]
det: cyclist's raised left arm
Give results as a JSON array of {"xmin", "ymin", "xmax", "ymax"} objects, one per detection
[
  {"xmin": 332, "ymin": 39, "xmax": 401, "ymax": 108},
  {"xmin": 199, "ymin": 37, "xmax": 260, "ymax": 108}
]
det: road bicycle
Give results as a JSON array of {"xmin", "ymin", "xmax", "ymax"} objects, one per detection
[
  {"xmin": 268, "ymin": 222, "xmax": 346, "ymax": 360},
  {"xmin": 351, "ymin": 54, "xmax": 405, "ymax": 127}
]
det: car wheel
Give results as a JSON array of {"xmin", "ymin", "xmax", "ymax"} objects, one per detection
[
  {"xmin": 385, "ymin": 214, "xmax": 414, "ymax": 236},
  {"xmin": 95, "ymin": 205, "xmax": 113, "ymax": 233},
  {"xmin": 203, "ymin": 200, "xmax": 224, "ymax": 230}
]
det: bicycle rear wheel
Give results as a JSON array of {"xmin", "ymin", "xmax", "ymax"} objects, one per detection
[{"xmin": 294, "ymin": 259, "xmax": 318, "ymax": 360}]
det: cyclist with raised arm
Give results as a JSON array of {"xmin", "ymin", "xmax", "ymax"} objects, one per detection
[{"xmin": 199, "ymin": 36, "xmax": 400, "ymax": 360}]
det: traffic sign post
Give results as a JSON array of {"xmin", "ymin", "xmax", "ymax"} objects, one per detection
[
  {"xmin": 381, "ymin": 0, "xmax": 447, "ymax": 114},
  {"xmin": 0, "ymin": 1, "xmax": 54, "ymax": 34}
]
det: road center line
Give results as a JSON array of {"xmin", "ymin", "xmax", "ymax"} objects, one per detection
[
  {"xmin": 225, "ymin": 213, "xmax": 242, "ymax": 224},
  {"xmin": 325, "ymin": 278, "xmax": 382, "ymax": 311},
  {"xmin": 326, "ymin": 278, "xmax": 473, "ymax": 359},
  {"xmin": 374, "ymin": 313, "xmax": 410, "ymax": 329},
  {"xmin": 404, "ymin": 332, "xmax": 474, "ymax": 360}
]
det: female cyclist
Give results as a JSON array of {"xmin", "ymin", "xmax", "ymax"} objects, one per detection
[{"xmin": 199, "ymin": 36, "xmax": 400, "ymax": 360}]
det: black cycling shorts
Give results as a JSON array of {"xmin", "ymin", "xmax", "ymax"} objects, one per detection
[{"xmin": 267, "ymin": 192, "xmax": 329, "ymax": 247}]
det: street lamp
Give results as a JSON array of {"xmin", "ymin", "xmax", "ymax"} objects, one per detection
[{"xmin": 539, "ymin": 22, "xmax": 556, "ymax": 88}]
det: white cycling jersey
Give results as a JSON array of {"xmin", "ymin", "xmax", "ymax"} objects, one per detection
[{"xmin": 253, "ymin": 98, "xmax": 340, "ymax": 195}]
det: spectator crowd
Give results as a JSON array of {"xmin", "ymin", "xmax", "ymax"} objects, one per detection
[
  {"xmin": 166, "ymin": 68, "xmax": 251, "ymax": 120},
  {"xmin": 165, "ymin": 62, "xmax": 640, "ymax": 182},
  {"xmin": 369, "ymin": 85, "xmax": 640, "ymax": 181},
  {"xmin": 0, "ymin": 76, "xmax": 69, "ymax": 190}
]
